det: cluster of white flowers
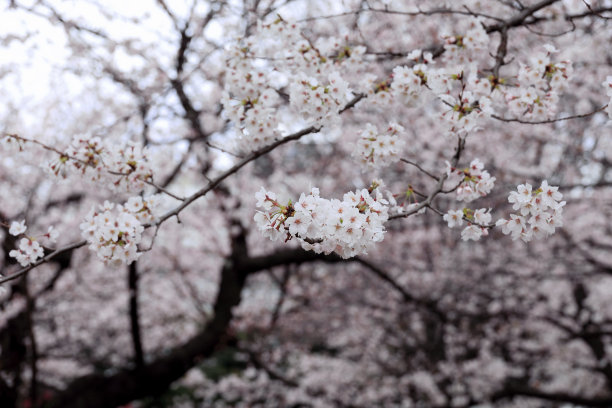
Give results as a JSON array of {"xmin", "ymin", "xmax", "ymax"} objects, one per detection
[
  {"xmin": 364, "ymin": 52, "xmax": 475, "ymax": 112},
  {"xmin": 525, "ymin": 45, "xmax": 573, "ymax": 92},
  {"xmin": 496, "ymin": 181, "xmax": 565, "ymax": 242},
  {"xmin": 224, "ymin": 42, "xmax": 269, "ymax": 103},
  {"xmin": 390, "ymin": 59, "xmax": 459, "ymax": 100},
  {"xmin": 222, "ymin": 19, "xmax": 367, "ymax": 149},
  {"xmin": 8, "ymin": 221, "xmax": 58, "ymax": 267},
  {"xmin": 355, "ymin": 74, "xmax": 393, "ymax": 108},
  {"xmin": 254, "ymin": 185, "xmax": 389, "ymax": 258},
  {"xmin": 446, "ymin": 18, "xmax": 489, "ymax": 51},
  {"xmin": 314, "ymin": 38, "xmax": 367, "ymax": 74},
  {"xmin": 378, "ymin": 60, "xmax": 501, "ymax": 136},
  {"xmin": 289, "ymin": 72, "xmax": 351, "ymax": 127},
  {"xmin": 51, "ymin": 136, "xmax": 153, "ymax": 192},
  {"xmin": 439, "ymin": 90, "xmax": 492, "ymax": 135},
  {"xmin": 80, "ymin": 196, "xmax": 160, "ymax": 265},
  {"xmin": 258, "ymin": 18, "xmax": 301, "ymax": 42},
  {"xmin": 447, "ymin": 159, "xmax": 496, "ymax": 202},
  {"xmin": 123, "ymin": 195, "xmax": 162, "ymax": 224},
  {"xmin": 222, "ymin": 43, "xmax": 280, "ymax": 151},
  {"xmin": 370, "ymin": 59, "xmax": 494, "ymax": 136},
  {"xmin": 104, "ymin": 142, "xmax": 154, "ymax": 191},
  {"xmin": 391, "ymin": 65, "xmax": 427, "ymax": 107},
  {"xmin": 9, "ymin": 238, "xmax": 44, "ymax": 267},
  {"xmin": 507, "ymin": 45, "xmax": 572, "ymax": 120},
  {"xmin": 257, "ymin": 19, "xmax": 315, "ymax": 72},
  {"xmin": 427, "ymin": 66, "xmax": 462, "ymax": 96},
  {"xmin": 466, "ymin": 73, "xmax": 501, "ymax": 99},
  {"xmin": 506, "ymin": 84, "xmax": 558, "ymax": 121},
  {"xmin": 444, "ymin": 208, "xmax": 492, "ymax": 241},
  {"xmin": 443, "ymin": 18, "xmax": 490, "ymax": 66},
  {"xmin": 352, "ymin": 123, "xmax": 405, "ymax": 169},
  {"xmin": 257, "ymin": 19, "xmax": 366, "ymax": 78},
  {"xmin": 603, "ymin": 76, "xmax": 612, "ymax": 119}
]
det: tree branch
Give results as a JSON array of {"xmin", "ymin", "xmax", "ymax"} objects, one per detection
[
  {"xmin": 40, "ymin": 245, "xmax": 342, "ymax": 408},
  {"xmin": 128, "ymin": 262, "xmax": 145, "ymax": 369}
]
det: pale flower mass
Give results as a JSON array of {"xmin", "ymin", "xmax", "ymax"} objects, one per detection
[{"xmin": 0, "ymin": 0, "xmax": 611, "ymax": 407}]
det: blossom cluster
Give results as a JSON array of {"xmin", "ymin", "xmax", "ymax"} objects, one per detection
[
  {"xmin": 391, "ymin": 65, "xmax": 428, "ymax": 107},
  {"xmin": 507, "ymin": 45, "xmax": 573, "ymax": 120},
  {"xmin": 3, "ymin": 134, "xmax": 154, "ymax": 193},
  {"xmin": 9, "ymin": 238, "xmax": 44, "ymax": 267},
  {"xmin": 352, "ymin": 123, "xmax": 405, "ymax": 169},
  {"xmin": 7, "ymin": 221, "xmax": 58, "ymax": 267},
  {"xmin": 222, "ymin": 42, "xmax": 280, "ymax": 151},
  {"xmin": 444, "ymin": 208, "xmax": 492, "ymax": 241},
  {"xmin": 379, "ymin": 63, "xmax": 490, "ymax": 136},
  {"xmin": 496, "ymin": 181, "xmax": 565, "ymax": 242},
  {"xmin": 257, "ymin": 19, "xmax": 366, "ymax": 78},
  {"xmin": 50, "ymin": 136, "xmax": 153, "ymax": 192},
  {"xmin": 222, "ymin": 19, "xmax": 366, "ymax": 150},
  {"xmin": 79, "ymin": 196, "xmax": 160, "ymax": 265},
  {"xmin": 254, "ymin": 185, "xmax": 388, "ymax": 258},
  {"xmin": 447, "ymin": 159, "xmax": 496, "ymax": 202},
  {"xmin": 439, "ymin": 90, "xmax": 491, "ymax": 135},
  {"xmin": 289, "ymin": 72, "xmax": 351, "ymax": 127},
  {"xmin": 383, "ymin": 60, "xmax": 459, "ymax": 108},
  {"xmin": 443, "ymin": 18, "xmax": 490, "ymax": 65}
]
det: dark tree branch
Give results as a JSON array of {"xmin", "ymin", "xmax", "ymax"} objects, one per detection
[
  {"xmin": 241, "ymin": 347, "xmax": 298, "ymax": 387},
  {"xmin": 25, "ymin": 277, "xmax": 39, "ymax": 406},
  {"xmin": 354, "ymin": 257, "xmax": 446, "ymax": 322},
  {"xmin": 0, "ymin": 240, "xmax": 85, "ymax": 286},
  {"xmin": 268, "ymin": 265, "xmax": 290, "ymax": 330},
  {"xmin": 493, "ymin": 381, "xmax": 612, "ymax": 407},
  {"xmin": 485, "ymin": 0, "xmax": 562, "ymax": 33},
  {"xmin": 40, "ymin": 244, "xmax": 342, "ymax": 408},
  {"xmin": 128, "ymin": 262, "xmax": 145, "ymax": 369}
]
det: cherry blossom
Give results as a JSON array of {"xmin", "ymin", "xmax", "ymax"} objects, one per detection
[
  {"xmin": 9, "ymin": 220, "xmax": 27, "ymax": 236},
  {"xmin": 44, "ymin": 226, "xmax": 59, "ymax": 243},
  {"xmin": 448, "ymin": 158, "xmax": 496, "ymax": 202},
  {"xmin": 0, "ymin": 1, "xmax": 611, "ymax": 407},
  {"xmin": 9, "ymin": 238, "xmax": 44, "ymax": 267},
  {"xmin": 352, "ymin": 122, "xmax": 406, "ymax": 169},
  {"xmin": 496, "ymin": 180, "xmax": 565, "ymax": 242},
  {"xmin": 443, "ymin": 209, "xmax": 464, "ymax": 228},
  {"xmin": 255, "ymin": 184, "xmax": 388, "ymax": 258},
  {"xmin": 79, "ymin": 199, "xmax": 153, "ymax": 265}
]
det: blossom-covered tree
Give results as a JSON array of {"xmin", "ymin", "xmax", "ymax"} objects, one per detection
[{"xmin": 1, "ymin": 0, "xmax": 612, "ymax": 407}]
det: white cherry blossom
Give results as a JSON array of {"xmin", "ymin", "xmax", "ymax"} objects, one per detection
[
  {"xmin": 9, "ymin": 220, "xmax": 27, "ymax": 236},
  {"xmin": 443, "ymin": 210, "xmax": 464, "ymax": 228},
  {"xmin": 9, "ymin": 238, "xmax": 44, "ymax": 267},
  {"xmin": 255, "ymin": 185, "xmax": 389, "ymax": 258},
  {"xmin": 496, "ymin": 180, "xmax": 565, "ymax": 242}
]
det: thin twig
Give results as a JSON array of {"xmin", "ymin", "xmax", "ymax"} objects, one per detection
[
  {"xmin": 0, "ymin": 240, "xmax": 86, "ymax": 285},
  {"xmin": 400, "ymin": 158, "xmax": 440, "ymax": 181},
  {"xmin": 492, "ymin": 104, "xmax": 607, "ymax": 124},
  {"xmin": 154, "ymin": 94, "xmax": 365, "ymax": 227},
  {"xmin": 390, "ymin": 135, "xmax": 466, "ymax": 220}
]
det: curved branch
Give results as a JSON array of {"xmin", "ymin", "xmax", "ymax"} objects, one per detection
[
  {"xmin": 491, "ymin": 104, "xmax": 608, "ymax": 124},
  {"xmin": 0, "ymin": 240, "xmax": 85, "ymax": 286},
  {"xmin": 154, "ymin": 93, "xmax": 364, "ymax": 227},
  {"xmin": 389, "ymin": 135, "xmax": 465, "ymax": 220}
]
